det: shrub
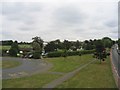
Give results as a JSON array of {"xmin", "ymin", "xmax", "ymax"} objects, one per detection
[
  {"xmin": 47, "ymin": 49, "xmax": 95, "ymax": 58},
  {"xmin": 47, "ymin": 51, "xmax": 63, "ymax": 57},
  {"xmin": 33, "ymin": 51, "xmax": 41, "ymax": 59},
  {"xmin": 9, "ymin": 41, "xmax": 19, "ymax": 57}
]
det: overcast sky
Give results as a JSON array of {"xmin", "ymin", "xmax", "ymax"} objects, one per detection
[{"xmin": 1, "ymin": 0, "xmax": 119, "ymax": 42}]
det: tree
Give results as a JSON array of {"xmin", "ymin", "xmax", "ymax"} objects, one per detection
[
  {"xmin": 63, "ymin": 40, "xmax": 71, "ymax": 50},
  {"xmin": 83, "ymin": 40, "xmax": 95, "ymax": 50},
  {"xmin": 44, "ymin": 42, "xmax": 56, "ymax": 53},
  {"xmin": 9, "ymin": 41, "xmax": 19, "ymax": 57},
  {"xmin": 74, "ymin": 40, "xmax": 81, "ymax": 50},
  {"xmin": 32, "ymin": 36, "xmax": 43, "ymax": 59},
  {"xmin": 62, "ymin": 49, "xmax": 67, "ymax": 61},
  {"xmin": 95, "ymin": 40, "xmax": 106, "ymax": 63},
  {"xmin": 102, "ymin": 37, "xmax": 112, "ymax": 48},
  {"xmin": 32, "ymin": 42, "xmax": 42, "ymax": 59},
  {"xmin": 32, "ymin": 36, "xmax": 44, "ymax": 48},
  {"xmin": 1, "ymin": 40, "xmax": 13, "ymax": 45}
]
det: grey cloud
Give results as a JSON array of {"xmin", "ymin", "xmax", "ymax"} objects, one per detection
[
  {"xmin": 2, "ymin": 2, "xmax": 24, "ymax": 15},
  {"xmin": 54, "ymin": 6, "xmax": 85, "ymax": 26},
  {"xmin": 19, "ymin": 26, "xmax": 35, "ymax": 31},
  {"xmin": 6, "ymin": 13, "xmax": 35, "ymax": 24},
  {"xmin": 2, "ymin": 31, "xmax": 13, "ymax": 40},
  {"xmin": 111, "ymin": 30, "xmax": 118, "ymax": 34},
  {"xmin": 2, "ymin": 2, "xmax": 41, "ymax": 25},
  {"xmin": 105, "ymin": 20, "xmax": 117, "ymax": 28},
  {"xmin": 2, "ymin": 2, "xmax": 118, "ymax": 41},
  {"xmin": 2, "ymin": 2, "xmax": 42, "ymax": 15}
]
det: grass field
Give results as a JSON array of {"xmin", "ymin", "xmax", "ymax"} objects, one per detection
[
  {"xmin": 0, "ymin": 46, "xmax": 11, "ymax": 50},
  {"xmin": 2, "ymin": 54, "xmax": 92, "ymax": 88},
  {"xmin": 19, "ymin": 44, "xmax": 32, "ymax": 49},
  {"xmin": 0, "ymin": 44, "xmax": 31, "ymax": 50},
  {"xmin": 2, "ymin": 54, "xmax": 116, "ymax": 88},
  {"xmin": 57, "ymin": 57, "xmax": 116, "ymax": 88},
  {"xmin": 46, "ymin": 54, "xmax": 93, "ymax": 73},
  {"xmin": 2, "ymin": 73, "xmax": 61, "ymax": 88},
  {"xmin": 2, "ymin": 60, "xmax": 22, "ymax": 69}
]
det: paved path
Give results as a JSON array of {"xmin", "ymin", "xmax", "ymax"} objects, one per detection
[
  {"xmin": 42, "ymin": 59, "xmax": 96, "ymax": 88},
  {"xmin": 2, "ymin": 57, "xmax": 53, "ymax": 79}
]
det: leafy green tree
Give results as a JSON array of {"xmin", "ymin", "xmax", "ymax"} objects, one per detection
[
  {"xmin": 95, "ymin": 40, "xmax": 106, "ymax": 63},
  {"xmin": 62, "ymin": 49, "xmax": 67, "ymax": 60},
  {"xmin": 83, "ymin": 40, "xmax": 95, "ymax": 50},
  {"xmin": 32, "ymin": 36, "xmax": 43, "ymax": 59},
  {"xmin": 32, "ymin": 42, "xmax": 41, "ymax": 59},
  {"xmin": 44, "ymin": 42, "xmax": 56, "ymax": 53},
  {"xmin": 63, "ymin": 40, "xmax": 72, "ymax": 50},
  {"xmin": 102, "ymin": 37, "xmax": 112, "ymax": 48},
  {"xmin": 2, "ymin": 40, "xmax": 13, "ymax": 45},
  {"xmin": 32, "ymin": 36, "xmax": 44, "ymax": 48},
  {"xmin": 9, "ymin": 41, "xmax": 19, "ymax": 57}
]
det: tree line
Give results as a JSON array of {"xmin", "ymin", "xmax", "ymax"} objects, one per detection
[
  {"xmin": 1, "ymin": 36, "xmax": 119, "ymax": 59},
  {"xmin": 44, "ymin": 37, "xmax": 116, "ymax": 53}
]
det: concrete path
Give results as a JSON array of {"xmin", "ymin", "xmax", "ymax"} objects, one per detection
[
  {"xmin": 2, "ymin": 57, "xmax": 53, "ymax": 79},
  {"xmin": 42, "ymin": 59, "xmax": 96, "ymax": 88}
]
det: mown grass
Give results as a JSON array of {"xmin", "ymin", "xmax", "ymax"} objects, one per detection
[
  {"xmin": 2, "ymin": 54, "xmax": 116, "ymax": 88},
  {"xmin": 0, "ymin": 44, "xmax": 31, "ymax": 50},
  {"xmin": 2, "ymin": 60, "xmax": 22, "ymax": 69},
  {"xmin": 57, "ymin": 57, "xmax": 116, "ymax": 88},
  {"xmin": 2, "ymin": 73, "xmax": 61, "ymax": 88},
  {"xmin": 19, "ymin": 44, "xmax": 32, "ymax": 49},
  {"xmin": 46, "ymin": 54, "xmax": 93, "ymax": 73},
  {"xmin": 2, "ymin": 54, "xmax": 93, "ymax": 88},
  {"xmin": 0, "ymin": 46, "xmax": 11, "ymax": 50}
]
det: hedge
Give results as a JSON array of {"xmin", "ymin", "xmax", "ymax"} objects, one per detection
[{"xmin": 47, "ymin": 49, "xmax": 95, "ymax": 58}]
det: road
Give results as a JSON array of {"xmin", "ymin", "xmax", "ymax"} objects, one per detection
[
  {"xmin": 111, "ymin": 44, "xmax": 120, "ymax": 77},
  {"xmin": 2, "ymin": 57, "xmax": 52, "ymax": 79}
]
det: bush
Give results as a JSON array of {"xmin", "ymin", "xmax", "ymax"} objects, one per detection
[
  {"xmin": 9, "ymin": 48, "xmax": 18, "ymax": 57},
  {"xmin": 47, "ymin": 49, "xmax": 95, "ymax": 58},
  {"xmin": 9, "ymin": 41, "xmax": 19, "ymax": 57},
  {"xmin": 33, "ymin": 51, "xmax": 41, "ymax": 59},
  {"xmin": 47, "ymin": 51, "xmax": 63, "ymax": 57},
  {"xmin": 1, "ymin": 50, "xmax": 7, "ymax": 56}
]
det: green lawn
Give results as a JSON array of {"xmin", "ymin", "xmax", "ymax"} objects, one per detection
[
  {"xmin": 19, "ymin": 44, "xmax": 32, "ymax": 49},
  {"xmin": 2, "ymin": 73, "xmax": 61, "ymax": 88},
  {"xmin": 2, "ymin": 54, "xmax": 116, "ymax": 88},
  {"xmin": 2, "ymin": 54, "xmax": 93, "ymax": 88},
  {"xmin": 0, "ymin": 44, "xmax": 31, "ymax": 50},
  {"xmin": 46, "ymin": 54, "xmax": 93, "ymax": 73},
  {"xmin": 0, "ymin": 46, "xmax": 11, "ymax": 50},
  {"xmin": 2, "ymin": 60, "xmax": 22, "ymax": 69},
  {"xmin": 57, "ymin": 57, "xmax": 116, "ymax": 88}
]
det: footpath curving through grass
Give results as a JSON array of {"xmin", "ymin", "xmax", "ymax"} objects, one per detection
[
  {"xmin": 2, "ymin": 60, "xmax": 22, "ymax": 69},
  {"xmin": 57, "ymin": 57, "xmax": 117, "ymax": 88}
]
